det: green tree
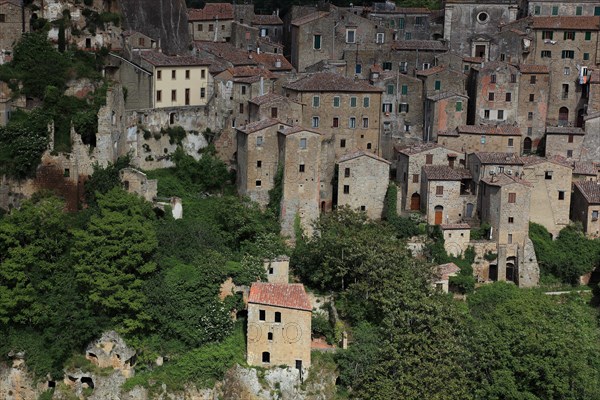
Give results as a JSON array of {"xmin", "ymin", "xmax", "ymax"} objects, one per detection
[
  {"xmin": 84, "ymin": 155, "xmax": 131, "ymax": 207},
  {"xmin": 468, "ymin": 283, "xmax": 600, "ymax": 399},
  {"xmin": 72, "ymin": 188, "xmax": 158, "ymax": 333}
]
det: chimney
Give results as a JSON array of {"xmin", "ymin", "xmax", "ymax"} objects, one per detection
[{"xmin": 260, "ymin": 76, "xmax": 264, "ymax": 96}]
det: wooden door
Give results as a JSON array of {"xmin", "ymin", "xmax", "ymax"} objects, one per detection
[
  {"xmin": 434, "ymin": 209, "xmax": 443, "ymax": 225},
  {"xmin": 410, "ymin": 193, "xmax": 420, "ymax": 210}
]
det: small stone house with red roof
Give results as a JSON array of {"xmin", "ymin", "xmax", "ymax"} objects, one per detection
[
  {"xmin": 395, "ymin": 142, "xmax": 465, "ymax": 212},
  {"xmin": 188, "ymin": 3, "xmax": 234, "ymax": 42},
  {"xmin": 433, "ymin": 262, "xmax": 461, "ymax": 293},
  {"xmin": 438, "ymin": 125, "xmax": 522, "ymax": 154},
  {"xmin": 421, "ymin": 165, "xmax": 473, "ymax": 225},
  {"xmin": 337, "ymin": 150, "xmax": 391, "ymax": 220},
  {"xmin": 571, "ymin": 181, "xmax": 600, "ymax": 238},
  {"xmin": 247, "ymin": 283, "xmax": 312, "ymax": 370}
]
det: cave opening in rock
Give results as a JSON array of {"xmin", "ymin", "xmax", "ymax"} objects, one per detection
[{"xmin": 81, "ymin": 376, "xmax": 95, "ymax": 389}]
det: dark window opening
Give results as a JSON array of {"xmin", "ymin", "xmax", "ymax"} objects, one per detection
[
  {"xmin": 259, "ymin": 310, "xmax": 265, "ymax": 320},
  {"xmin": 262, "ymin": 352, "xmax": 270, "ymax": 363},
  {"xmin": 275, "ymin": 312, "xmax": 281, "ymax": 323}
]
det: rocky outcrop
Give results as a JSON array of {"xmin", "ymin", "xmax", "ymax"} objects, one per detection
[
  {"xmin": 86, "ymin": 331, "xmax": 137, "ymax": 378},
  {"xmin": 0, "ymin": 354, "xmax": 45, "ymax": 400},
  {"xmin": 118, "ymin": 0, "xmax": 190, "ymax": 55}
]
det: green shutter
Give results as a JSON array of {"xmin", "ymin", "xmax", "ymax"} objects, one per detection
[
  {"xmin": 584, "ymin": 53, "xmax": 590, "ymax": 61},
  {"xmin": 401, "ymin": 85, "xmax": 408, "ymax": 95},
  {"xmin": 552, "ymin": 6, "xmax": 558, "ymax": 15},
  {"xmin": 387, "ymin": 85, "xmax": 394, "ymax": 95},
  {"xmin": 350, "ymin": 97, "xmax": 357, "ymax": 107},
  {"xmin": 585, "ymin": 32, "xmax": 592, "ymax": 41},
  {"xmin": 314, "ymin": 35, "xmax": 321, "ymax": 49},
  {"xmin": 596, "ymin": 7, "xmax": 600, "ymax": 16},
  {"xmin": 456, "ymin": 101, "xmax": 462, "ymax": 112},
  {"xmin": 434, "ymin": 80, "xmax": 441, "ymax": 90}
]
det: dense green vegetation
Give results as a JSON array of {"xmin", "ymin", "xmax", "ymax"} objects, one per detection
[
  {"xmin": 529, "ymin": 222, "xmax": 600, "ymax": 284},
  {"xmin": 0, "ymin": 33, "xmax": 108, "ymax": 178}
]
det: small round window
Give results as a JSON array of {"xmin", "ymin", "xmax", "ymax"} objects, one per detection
[{"xmin": 477, "ymin": 12, "xmax": 489, "ymax": 23}]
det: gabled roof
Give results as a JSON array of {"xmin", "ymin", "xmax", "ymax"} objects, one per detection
[
  {"xmin": 139, "ymin": 51, "xmax": 210, "ymax": 67},
  {"xmin": 427, "ymin": 91, "xmax": 468, "ymax": 101},
  {"xmin": 573, "ymin": 161, "xmax": 598, "ymax": 176},
  {"xmin": 546, "ymin": 126, "xmax": 585, "ymax": 135},
  {"xmin": 338, "ymin": 150, "xmax": 391, "ymax": 165},
  {"xmin": 472, "ymin": 152, "xmax": 524, "ymax": 165},
  {"xmin": 422, "ymin": 165, "xmax": 471, "ymax": 181},
  {"xmin": 284, "ymin": 72, "xmax": 383, "ymax": 93},
  {"xmin": 518, "ymin": 64, "xmax": 549, "ymax": 74},
  {"xmin": 392, "ymin": 40, "xmax": 447, "ymax": 51},
  {"xmin": 251, "ymin": 52, "xmax": 294, "ymax": 72},
  {"xmin": 416, "ymin": 66, "xmax": 446, "ymax": 76},
  {"xmin": 532, "ymin": 16, "xmax": 600, "ymax": 30},
  {"xmin": 236, "ymin": 118, "xmax": 283, "ymax": 135},
  {"xmin": 249, "ymin": 92, "xmax": 288, "ymax": 106},
  {"xmin": 463, "ymin": 56, "xmax": 484, "ymax": 63},
  {"xmin": 435, "ymin": 262, "xmax": 461, "ymax": 281},
  {"xmin": 396, "ymin": 142, "xmax": 440, "ymax": 156},
  {"xmin": 458, "ymin": 125, "xmax": 522, "ymax": 136},
  {"xmin": 278, "ymin": 125, "xmax": 321, "ymax": 136},
  {"xmin": 248, "ymin": 283, "xmax": 312, "ymax": 311},
  {"xmin": 195, "ymin": 42, "xmax": 257, "ymax": 66},
  {"xmin": 0, "ymin": 0, "xmax": 21, "ymax": 6},
  {"xmin": 574, "ymin": 181, "xmax": 600, "ymax": 204},
  {"xmin": 228, "ymin": 66, "xmax": 275, "ymax": 78},
  {"xmin": 188, "ymin": 3, "xmax": 234, "ymax": 21},
  {"xmin": 291, "ymin": 11, "xmax": 330, "ymax": 26},
  {"xmin": 521, "ymin": 155, "xmax": 572, "ymax": 169},
  {"xmin": 482, "ymin": 173, "xmax": 531, "ymax": 187},
  {"xmin": 252, "ymin": 14, "xmax": 283, "ymax": 25}
]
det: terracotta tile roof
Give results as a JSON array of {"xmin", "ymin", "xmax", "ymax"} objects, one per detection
[
  {"xmin": 228, "ymin": 66, "xmax": 275, "ymax": 78},
  {"xmin": 369, "ymin": 5, "xmax": 430, "ymax": 14},
  {"xmin": 518, "ymin": 64, "xmax": 549, "ymax": 74},
  {"xmin": 573, "ymin": 161, "xmax": 598, "ymax": 176},
  {"xmin": 458, "ymin": 125, "xmax": 522, "ymax": 136},
  {"xmin": 416, "ymin": 65, "xmax": 446, "ymax": 76},
  {"xmin": 139, "ymin": 51, "xmax": 210, "ymax": 67},
  {"xmin": 546, "ymin": 126, "xmax": 585, "ymax": 135},
  {"xmin": 482, "ymin": 173, "xmax": 532, "ymax": 187},
  {"xmin": 291, "ymin": 11, "xmax": 330, "ymax": 26},
  {"xmin": 194, "ymin": 42, "xmax": 257, "ymax": 66},
  {"xmin": 249, "ymin": 92, "xmax": 288, "ymax": 106},
  {"xmin": 278, "ymin": 125, "xmax": 321, "ymax": 136},
  {"xmin": 396, "ymin": 142, "xmax": 440, "ymax": 156},
  {"xmin": 236, "ymin": 118, "xmax": 284, "ymax": 134},
  {"xmin": 393, "ymin": 40, "xmax": 447, "ymax": 51},
  {"xmin": 463, "ymin": 56, "xmax": 484, "ymax": 63},
  {"xmin": 252, "ymin": 14, "xmax": 283, "ymax": 25},
  {"xmin": 435, "ymin": 262, "xmax": 461, "ymax": 280},
  {"xmin": 187, "ymin": 3, "xmax": 234, "ymax": 21},
  {"xmin": 370, "ymin": 64, "xmax": 383, "ymax": 73},
  {"xmin": 532, "ymin": 16, "xmax": 600, "ymax": 30},
  {"xmin": 0, "ymin": 0, "xmax": 21, "ymax": 6},
  {"xmin": 422, "ymin": 165, "xmax": 471, "ymax": 180},
  {"xmin": 440, "ymin": 223, "xmax": 470, "ymax": 230},
  {"xmin": 521, "ymin": 155, "xmax": 572, "ymax": 168},
  {"xmin": 338, "ymin": 149, "xmax": 391, "ymax": 165},
  {"xmin": 284, "ymin": 72, "xmax": 383, "ymax": 93},
  {"xmin": 249, "ymin": 283, "xmax": 312, "ymax": 311},
  {"xmin": 251, "ymin": 52, "xmax": 294, "ymax": 71},
  {"xmin": 427, "ymin": 91, "xmax": 468, "ymax": 101},
  {"xmin": 575, "ymin": 181, "xmax": 600, "ymax": 204},
  {"xmin": 473, "ymin": 152, "xmax": 524, "ymax": 165}
]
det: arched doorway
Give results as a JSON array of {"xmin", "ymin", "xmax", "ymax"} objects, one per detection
[
  {"xmin": 434, "ymin": 205, "xmax": 443, "ymax": 225},
  {"xmin": 410, "ymin": 192, "xmax": 421, "ymax": 211},
  {"xmin": 506, "ymin": 256, "xmax": 517, "ymax": 282},
  {"xmin": 523, "ymin": 137, "xmax": 532, "ymax": 154},
  {"xmin": 558, "ymin": 107, "xmax": 569, "ymax": 126},
  {"xmin": 489, "ymin": 264, "xmax": 498, "ymax": 281}
]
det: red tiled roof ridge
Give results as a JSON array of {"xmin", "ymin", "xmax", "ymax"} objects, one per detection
[
  {"xmin": 574, "ymin": 181, "xmax": 600, "ymax": 204},
  {"xmin": 249, "ymin": 283, "xmax": 312, "ymax": 311},
  {"xmin": 284, "ymin": 72, "xmax": 383, "ymax": 92},
  {"xmin": 532, "ymin": 16, "xmax": 600, "ymax": 30},
  {"xmin": 188, "ymin": 3, "xmax": 234, "ymax": 21},
  {"xmin": 338, "ymin": 149, "xmax": 391, "ymax": 165}
]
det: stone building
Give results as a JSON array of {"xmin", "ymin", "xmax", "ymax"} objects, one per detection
[
  {"xmin": 0, "ymin": 0, "xmax": 28, "ymax": 56},
  {"xmin": 290, "ymin": 6, "xmax": 388, "ymax": 72},
  {"xmin": 421, "ymin": 165, "xmax": 473, "ymax": 225},
  {"xmin": 416, "ymin": 66, "xmax": 467, "ymax": 98},
  {"xmin": 479, "ymin": 173, "xmax": 539, "ymax": 287},
  {"xmin": 337, "ymin": 150, "xmax": 391, "ymax": 220},
  {"xmin": 283, "ymin": 72, "xmax": 383, "ymax": 159},
  {"xmin": 441, "ymin": 223, "xmax": 471, "ymax": 257},
  {"xmin": 277, "ymin": 125, "xmax": 322, "ymax": 240},
  {"xmin": 423, "ymin": 92, "xmax": 469, "ymax": 141},
  {"xmin": 516, "ymin": 64, "xmax": 550, "ymax": 153},
  {"xmin": 138, "ymin": 51, "xmax": 211, "ymax": 109},
  {"xmin": 188, "ymin": 3, "xmax": 234, "ymax": 42},
  {"xmin": 264, "ymin": 256, "xmax": 290, "ymax": 284},
  {"xmin": 544, "ymin": 126, "xmax": 585, "ymax": 160},
  {"xmin": 467, "ymin": 152, "xmax": 524, "ymax": 209},
  {"xmin": 433, "ymin": 262, "xmax": 461, "ymax": 293},
  {"xmin": 370, "ymin": 70, "xmax": 424, "ymax": 158},
  {"xmin": 119, "ymin": 168, "xmax": 157, "ymax": 203},
  {"xmin": 363, "ymin": 3, "xmax": 439, "ymax": 41},
  {"xmin": 531, "ymin": 16, "xmax": 600, "ymax": 128},
  {"xmin": 247, "ymin": 283, "xmax": 312, "ymax": 370},
  {"xmin": 438, "ymin": 125, "xmax": 522, "ymax": 154},
  {"xmin": 443, "ymin": 0, "xmax": 518, "ymax": 60},
  {"xmin": 571, "ymin": 181, "xmax": 600, "ymax": 237},
  {"xmin": 236, "ymin": 119, "xmax": 288, "ymax": 206},
  {"xmin": 248, "ymin": 92, "xmax": 302, "ymax": 124},
  {"xmin": 572, "ymin": 161, "xmax": 599, "ymax": 183},
  {"xmin": 467, "ymin": 62, "xmax": 520, "ymax": 126},
  {"xmin": 521, "ymin": 156, "xmax": 573, "ymax": 237},
  {"xmin": 384, "ymin": 40, "xmax": 448, "ymax": 76},
  {"xmin": 253, "ymin": 13, "xmax": 284, "ymax": 44},
  {"xmin": 396, "ymin": 143, "xmax": 465, "ymax": 212},
  {"xmin": 526, "ymin": 1, "xmax": 600, "ymax": 17}
]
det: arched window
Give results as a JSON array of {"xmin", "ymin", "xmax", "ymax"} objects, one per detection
[
  {"xmin": 523, "ymin": 137, "xmax": 532, "ymax": 154},
  {"xmin": 558, "ymin": 107, "xmax": 569, "ymax": 126}
]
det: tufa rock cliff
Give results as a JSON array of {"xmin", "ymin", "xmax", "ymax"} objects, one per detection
[{"xmin": 118, "ymin": 0, "xmax": 190, "ymax": 55}]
